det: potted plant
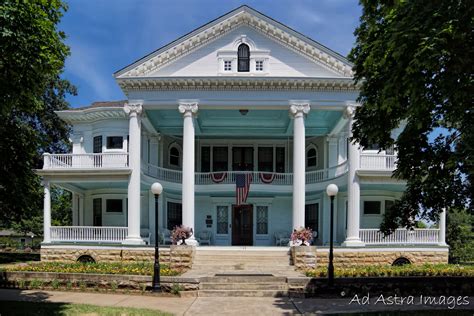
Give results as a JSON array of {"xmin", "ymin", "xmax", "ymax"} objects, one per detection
[
  {"xmin": 171, "ymin": 225, "xmax": 193, "ymax": 245},
  {"xmin": 290, "ymin": 227, "xmax": 313, "ymax": 246}
]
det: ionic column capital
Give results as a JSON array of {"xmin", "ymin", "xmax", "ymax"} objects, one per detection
[
  {"xmin": 178, "ymin": 102, "xmax": 199, "ymax": 117},
  {"xmin": 343, "ymin": 104, "xmax": 357, "ymax": 119},
  {"xmin": 124, "ymin": 102, "xmax": 143, "ymax": 117},
  {"xmin": 289, "ymin": 102, "xmax": 310, "ymax": 118}
]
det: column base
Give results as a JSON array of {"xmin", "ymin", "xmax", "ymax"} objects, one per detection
[
  {"xmin": 342, "ymin": 238, "xmax": 365, "ymax": 247},
  {"xmin": 122, "ymin": 236, "xmax": 145, "ymax": 245}
]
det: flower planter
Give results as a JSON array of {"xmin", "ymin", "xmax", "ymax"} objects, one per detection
[{"xmin": 291, "ymin": 246, "xmax": 317, "ymax": 270}]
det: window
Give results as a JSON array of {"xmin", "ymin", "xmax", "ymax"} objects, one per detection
[
  {"xmin": 364, "ymin": 201, "xmax": 382, "ymax": 215},
  {"xmin": 258, "ymin": 147, "xmax": 273, "ymax": 172},
  {"xmin": 305, "ymin": 203, "xmax": 319, "ymax": 233},
  {"xmin": 106, "ymin": 136, "xmax": 123, "ymax": 149},
  {"xmin": 93, "ymin": 198, "xmax": 102, "ymax": 226},
  {"xmin": 169, "ymin": 145, "xmax": 180, "ymax": 167},
  {"xmin": 213, "ymin": 146, "xmax": 228, "ymax": 171},
  {"xmin": 216, "ymin": 206, "xmax": 228, "ymax": 234},
  {"xmin": 276, "ymin": 147, "xmax": 285, "ymax": 172},
  {"xmin": 201, "ymin": 146, "xmax": 211, "ymax": 172},
  {"xmin": 256, "ymin": 206, "xmax": 268, "ymax": 234},
  {"xmin": 237, "ymin": 44, "xmax": 250, "ymax": 72},
  {"xmin": 167, "ymin": 202, "xmax": 182, "ymax": 230},
  {"xmin": 307, "ymin": 147, "xmax": 318, "ymax": 168},
  {"xmin": 93, "ymin": 136, "xmax": 102, "ymax": 153},
  {"xmin": 224, "ymin": 60, "xmax": 232, "ymax": 71},
  {"xmin": 106, "ymin": 199, "xmax": 123, "ymax": 213},
  {"xmin": 385, "ymin": 200, "xmax": 395, "ymax": 213},
  {"xmin": 255, "ymin": 60, "xmax": 264, "ymax": 71}
]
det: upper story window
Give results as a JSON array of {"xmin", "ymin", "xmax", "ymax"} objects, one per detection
[
  {"xmin": 169, "ymin": 145, "xmax": 181, "ymax": 167},
  {"xmin": 224, "ymin": 60, "xmax": 232, "ymax": 71},
  {"xmin": 106, "ymin": 136, "xmax": 123, "ymax": 149},
  {"xmin": 306, "ymin": 146, "xmax": 318, "ymax": 168},
  {"xmin": 238, "ymin": 44, "xmax": 250, "ymax": 72},
  {"xmin": 255, "ymin": 60, "xmax": 264, "ymax": 71}
]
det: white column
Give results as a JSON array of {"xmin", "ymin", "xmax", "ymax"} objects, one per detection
[
  {"xmin": 342, "ymin": 105, "xmax": 364, "ymax": 247},
  {"xmin": 289, "ymin": 102, "xmax": 310, "ymax": 229},
  {"xmin": 78, "ymin": 195, "xmax": 84, "ymax": 226},
  {"xmin": 43, "ymin": 180, "xmax": 51, "ymax": 243},
  {"xmin": 179, "ymin": 102, "xmax": 199, "ymax": 245},
  {"xmin": 439, "ymin": 208, "xmax": 447, "ymax": 246},
  {"xmin": 124, "ymin": 102, "xmax": 144, "ymax": 244},
  {"xmin": 72, "ymin": 193, "xmax": 79, "ymax": 226}
]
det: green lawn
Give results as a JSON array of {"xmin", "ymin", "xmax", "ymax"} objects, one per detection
[{"xmin": 0, "ymin": 301, "xmax": 172, "ymax": 316}]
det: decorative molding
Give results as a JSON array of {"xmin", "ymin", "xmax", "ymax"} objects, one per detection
[
  {"xmin": 115, "ymin": 8, "xmax": 353, "ymax": 78},
  {"xmin": 178, "ymin": 102, "xmax": 199, "ymax": 116},
  {"xmin": 289, "ymin": 102, "xmax": 310, "ymax": 117},
  {"xmin": 124, "ymin": 103, "xmax": 143, "ymax": 116},
  {"xmin": 55, "ymin": 108, "xmax": 127, "ymax": 124},
  {"xmin": 117, "ymin": 77, "xmax": 358, "ymax": 93}
]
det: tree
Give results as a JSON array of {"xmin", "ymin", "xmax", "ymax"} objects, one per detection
[
  {"xmin": 349, "ymin": 0, "xmax": 473, "ymax": 233},
  {"xmin": 446, "ymin": 208, "xmax": 474, "ymax": 263},
  {"xmin": 0, "ymin": 1, "xmax": 74, "ymax": 230}
]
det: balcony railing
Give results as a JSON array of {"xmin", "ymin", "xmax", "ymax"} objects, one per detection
[
  {"xmin": 50, "ymin": 226, "xmax": 127, "ymax": 243},
  {"xmin": 43, "ymin": 153, "xmax": 129, "ymax": 169},
  {"xmin": 359, "ymin": 154, "xmax": 397, "ymax": 170},
  {"xmin": 143, "ymin": 161, "xmax": 348, "ymax": 185},
  {"xmin": 360, "ymin": 228, "xmax": 440, "ymax": 245}
]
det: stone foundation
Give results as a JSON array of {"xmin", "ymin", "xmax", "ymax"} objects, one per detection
[
  {"xmin": 291, "ymin": 246, "xmax": 317, "ymax": 270},
  {"xmin": 41, "ymin": 245, "xmax": 195, "ymax": 270}
]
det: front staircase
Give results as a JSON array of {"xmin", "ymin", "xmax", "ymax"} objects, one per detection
[{"xmin": 182, "ymin": 247, "xmax": 302, "ymax": 297}]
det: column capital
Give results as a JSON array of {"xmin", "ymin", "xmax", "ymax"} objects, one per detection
[
  {"xmin": 289, "ymin": 102, "xmax": 310, "ymax": 117},
  {"xmin": 178, "ymin": 102, "xmax": 198, "ymax": 116},
  {"xmin": 343, "ymin": 104, "xmax": 357, "ymax": 119},
  {"xmin": 124, "ymin": 102, "xmax": 143, "ymax": 116}
]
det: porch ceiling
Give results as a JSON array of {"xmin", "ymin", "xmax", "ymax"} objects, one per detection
[{"xmin": 146, "ymin": 109, "xmax": 342, "ymax": 137}]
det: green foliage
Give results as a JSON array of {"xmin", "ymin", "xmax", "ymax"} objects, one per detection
[
  {"xmin": 170, "ymin": 283, "xmax": 184, "ymax": 295},
  {"xmin": 51, "ymin": 279, "xmax": 60, "ymax": 289},
  {"xmin": 349, "ymin": 0, "xmax": 473, "ymax": 233},
  {"xmin": 447, "ymin": 208, "xmax": 474, "ymax": 263},
  {"xmin": 0, "ymin": 1, "xmax": 75, "ymax": 231},
  {"xmin": 305, "ymin": 264, "xmax": 474, "ymax": 278},
  {"xmin": 6, "ymin": 261, "xmax": 182, "ymax": 276}
]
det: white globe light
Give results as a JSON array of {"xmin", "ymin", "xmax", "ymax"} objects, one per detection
[
  {"xmin": 326, "ymin": 184, "xmax": 339, "ymax": 197},
  {"xmin": 151, "ymin": 182, "xmax": 163, "ymax": 195}
]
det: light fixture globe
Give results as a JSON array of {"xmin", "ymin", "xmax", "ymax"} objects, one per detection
[
  {"xmin": 151, "ymin": 182, "xmax": 163, "ymax": 195},
  {"xmin": 326, "ymin": 184, "xmax": 339, "ymax": 197}
]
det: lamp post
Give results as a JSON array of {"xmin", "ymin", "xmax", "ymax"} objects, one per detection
[
  {"xmin": 326, "ymin": 183, "xmax": 339, "ymax": 287},
  {"xmin": 151, "ymin": 182, "xmax": 163, "ymax": 292}
]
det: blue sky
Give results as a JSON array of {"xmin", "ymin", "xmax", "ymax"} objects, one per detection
[{"xmin": 60, "ymin": 0, "xmax": 361, "ymax": 108}]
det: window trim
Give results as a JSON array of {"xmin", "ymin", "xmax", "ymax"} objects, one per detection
[
  {"xmin": 256, "ymin": 205, "xmax": 269, "ymax": 235},
  {"xmin": 306, "ymin": 144, "xmax": 319, "ymax": 169},
  {"xmin": 106, "ymin": 136, "xmax": 124, "ymax": 150},
  {"xmin": 361, "ymin": 197, "xmax": 398, "ymax": 216},
  {"xmin": 237, "ymin": 43, "xmax": 250, "ymax": 72}
]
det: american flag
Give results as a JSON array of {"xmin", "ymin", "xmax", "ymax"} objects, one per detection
[{"xmin": 236, "ymin": 173, "xmax": 252, "ymax": 205}]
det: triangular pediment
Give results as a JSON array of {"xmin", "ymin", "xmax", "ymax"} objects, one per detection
[{"xmin": 114, "ymin": 5, "xmax": 353, "ymax": 79}]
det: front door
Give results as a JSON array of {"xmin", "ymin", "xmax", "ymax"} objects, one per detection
[{"xmin": 232, "ymin": 204, "xmax": 253, "ymax": 245}]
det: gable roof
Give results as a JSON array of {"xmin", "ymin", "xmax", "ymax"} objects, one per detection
[{"xmin": 114, "ymin": 5, "xmax": 353, "ymax": 79}]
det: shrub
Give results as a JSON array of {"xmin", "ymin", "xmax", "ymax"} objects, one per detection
[
  {"xmin": 170, "ymin": 283, "xmax": 184, "ymax": 295},
  {"xmin": 171, "ymin": 225, "xmax": 193, "ymax": 244},
  {"xmin": 51, "ymin": 279, "xmax": 60, "ymax": 289}
]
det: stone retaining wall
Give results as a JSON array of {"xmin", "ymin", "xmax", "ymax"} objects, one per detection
[
  {"xmin": 41, "ymin": 245, "xmax": 195, "ymax": 270},
  {"xmin": 291, "ymin": 246, "xmax": 317, "ymax": 270},
  {"xmin": 316, "ymin": 250, "xmax": 449, "ymax": 268}
]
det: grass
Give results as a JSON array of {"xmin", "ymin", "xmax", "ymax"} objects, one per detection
[
  {"xmin": 2, "ymin": 261, "xmax": 181, "ymax": 276},
  {"xmin": 0, "ymin": 301, "xmax": 172, "ymax": 316},
  {"xmin": 305, "ymin": 263, "xmax": 474, "ymax": 278}
]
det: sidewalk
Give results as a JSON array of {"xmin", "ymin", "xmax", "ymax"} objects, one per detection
[{"xmin": 0, "ymin": 289, "xmax": 473, "ymax": 315}]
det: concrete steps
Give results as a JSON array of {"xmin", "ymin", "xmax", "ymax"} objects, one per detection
[{"xmin": 198, "ymin": 274, "xmax": 289, "ymax": 297}]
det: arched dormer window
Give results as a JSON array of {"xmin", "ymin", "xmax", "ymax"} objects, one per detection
[
  {"xmin": 306, "ymin": 145, "xmax": 318, "ymax": 168},
  {"xmin": 238, "ymin": 44, "xmax": 250, "ymax": 72},
  {"xmin": 169, "ymin": 143, "xmax": 181, "ymax": 167}
]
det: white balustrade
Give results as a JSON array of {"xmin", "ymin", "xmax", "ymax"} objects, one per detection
[
  {"xmin": 43, "ymin": 153, "xmax": 129, "ymax": 169},
  {"xmin": 360, "ymin": 228, "xmax": 440, "ymax": 245},
  {"xmin": 50, "ymin": 226, "xmax": 128, "ymax": 243},
  {"xmin": 360, "ymin": 154, "xmax": 397, "ymax": 170}
]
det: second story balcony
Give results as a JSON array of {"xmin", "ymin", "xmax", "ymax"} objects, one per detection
[{"xmin": 43, "ymin": 153, "xmax": 129, "ymax": 169}]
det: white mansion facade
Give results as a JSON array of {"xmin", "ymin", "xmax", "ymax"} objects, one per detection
[{"xmin": 38, "ymin": 6, "xmax": 447, "ymax": 251}]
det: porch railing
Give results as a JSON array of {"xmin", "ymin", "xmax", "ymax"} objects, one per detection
[
  {"xmin": 359, "ymin": 154, "xmax": 397, "ymax": 170},
  {"xmin": 43, "ymin": 153, "xmax": 129, "ymax": 169},
  {"xmin": 50, "ymin": 226, "xmax": 128, "ymax": 243},
  {"xmin": 360, "ymin": 228, "xmax": 440, "ymax": 245},
  {"xmin": 143, "ymin": 161, "xmax": 348, "ymax": 185}
]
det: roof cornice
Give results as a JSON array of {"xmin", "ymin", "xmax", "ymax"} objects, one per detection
[
  {"xmin": 55, "ymin": 107, "xmax": 127, "ymax": 124},
  {"xmin": 115, "ymin": 6, "xmax": 353, "ymax": 79},
  {"xmin": 117, "ymin": 76, "xmax": 359, "ymax": 93}
]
